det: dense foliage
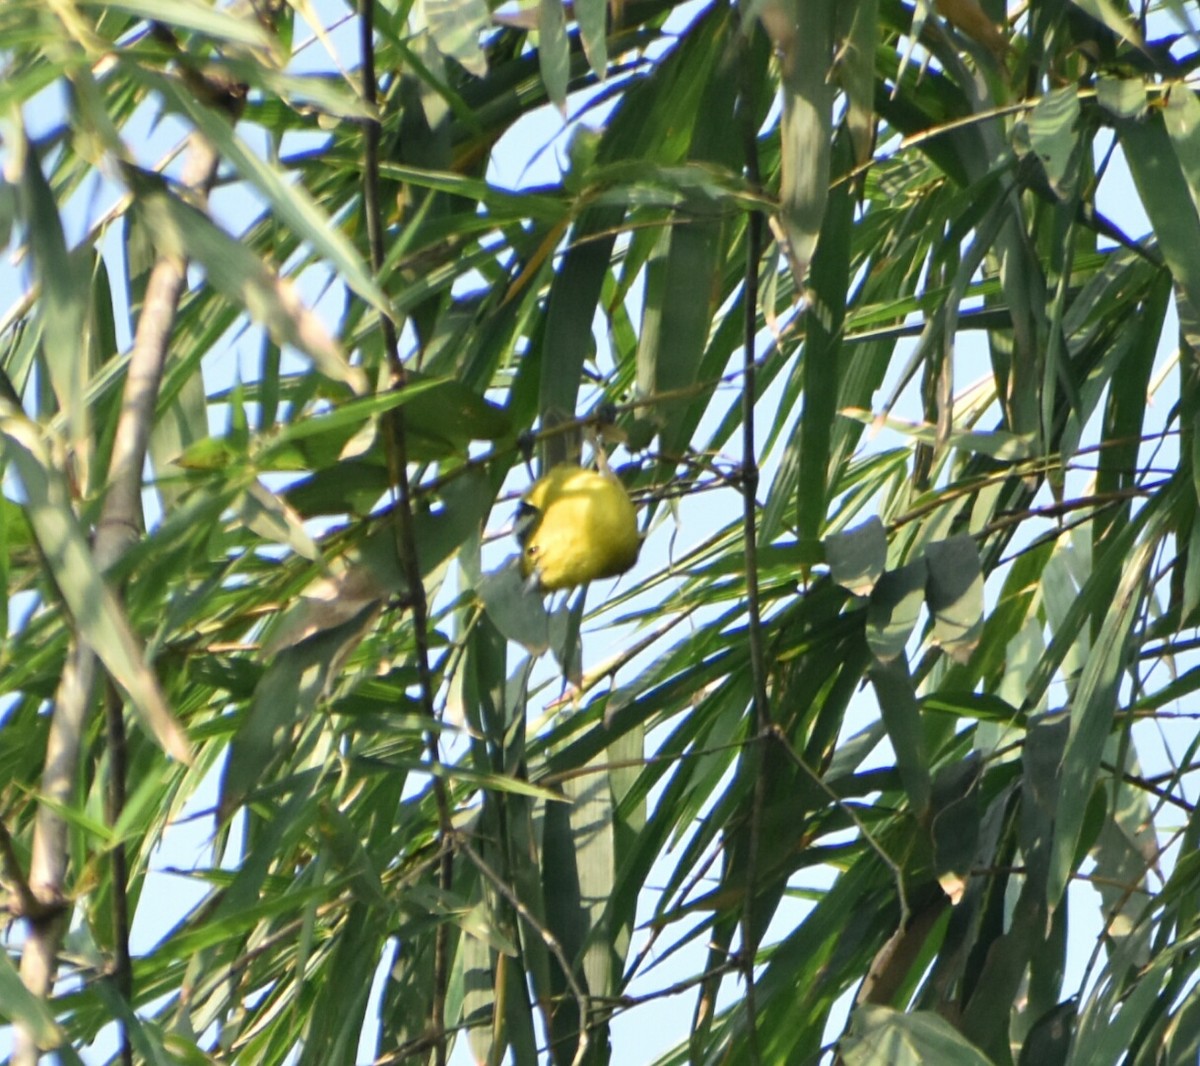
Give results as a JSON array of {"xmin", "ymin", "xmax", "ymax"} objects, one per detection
[{"xmin": 4, "ymin": 0, "xmax": 1200, "ymax": 1063}]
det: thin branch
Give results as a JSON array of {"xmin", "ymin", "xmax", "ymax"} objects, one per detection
[
  {"xmin": 624, "ymin": 837, "xmax": 726, "ymax": 992},
  {"xmin": 357, "ymin": 5, "xmax": 454, "ymax": 1063},
  {"xmin": 14, "ymin": 130, "xmax": 221, "ymax": 1066},
  {"xmin": 1077, "ymin": 819, "xmax": 1187, "ymax": 998},
  {"xmin": 599, "ymin": 961, "xmax": 742, "ymax": 1015},
  {"xmin": 769, "ymin": 725, "xmax": 911, "ymax": 930},
  {"xmin": 1099, "ymin": 760, "xmax": 1197, "ymax": 814},
  {"xmin": 458, "ymin": 836, "xmax": 591, "ymax": 1066}
]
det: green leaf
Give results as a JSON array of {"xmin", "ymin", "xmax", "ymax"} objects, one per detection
[
  {"xmin": 1013, "ymin": 85, "xmax": 1081, "ymax": 199},
  {"xmin": 1048, "ymin": 532, "xmax": 1156, "ymax": 905},
  {"xmin": 149, "ymin": 346, "xmax": 211, "ymax": 511},
  {"xmin": 132, "ymin": 66, "xmax": 390, "ymax": 320},
  {"xmin": 17, "ymin": 134, "xmax": 87, "ymax": 450},
  {"xmin": 575, "ymin": 0, "xmax": 608, "ymax": 76},
  {"xmin": 0, "ymin": 949, "xmax": 63, "ymax": 1046},
  {"xmin": 238, "ymin": 479, "xmax": 322, "ymax": 562},
  {"xmin": 537, "ymin": 0, "xmax": 570, "ymax": 113},
  {"xmin": 124, "ymin": 167, "xmax": 368, "ymax": 395},
  {"xmin": 868, "ymin": 655, "xmax": 931, "ymax": 815},
  {"xmin": 921, "ymin": 690, "xmax": 1021, "ymax": 724},
  {"xmin": 420, "ymin": 0, "xmax": 489, "ymax": 76},
  {"xmin": 770, "ymin": 0, "xmax": 836, "ymax": 274},
  {"xmin": 478, "ymin": 562, "xmax": 551, "ymax": 655},
  {"xmin": 0, "ymin": 412, "xmax": 191, "ymax": 763},
  {"xmin": 837, "ymin": 0, "xmax": 879, "ymax": 168},
  {"xmin": 925, "ymin": 535, "xmax": 984, "ymax": 664},
  {"xmin": 826, "ymin": 516, "xmax": 887, "ymax": 596},
  {"xmin": 1118, "ymin": 107, "xmax": 1200, "ymax": 314},
  {"xmin": 1018, "ymin": 1000, "xmax": 1076, "ymax": 1066},
  {"xmin": 78, "ymin": 0, "xmax": 275, "ymax": 50},
  {"xmin": 1165, "ymin": 83, "xmax": 1200, "ymax": 216},
  {"xmin": 1069, "ymin": 0, "xmax": 1145, "ymax": 50},
  {"xmin": 537, "ymin": 207, "xmax": 620, "ymax": 447},
  {"xmin": 1095, "ymin": 76, "xmax": 1147, "ymax": 120},
  {"xmin": 839, "ymin": 408, "xmax": 1035, "ymax": 459},
  {"xmin": 566, "ymin": 756, "xmax": 616, "ymax": 1000},
  {"xmin": 867, "ymin": 559, "xmax": 927, "ymax": 662},
  {"xmin": 792, "ymin": 133, "xmax": 855, "ymax": 542},
  {"xmin": 843, "ymin": 1004, "xmax": 993, "ymax": 1066}
]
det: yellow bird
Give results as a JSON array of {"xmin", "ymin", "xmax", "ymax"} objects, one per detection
[{"xmin": 517, "ymin": 464, "xmax": 640, "ymax": 591}]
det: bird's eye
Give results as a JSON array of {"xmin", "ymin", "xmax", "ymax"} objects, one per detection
[{"xmin": 526, "ymin": 544, "xmax": 539, "ymax": 556}]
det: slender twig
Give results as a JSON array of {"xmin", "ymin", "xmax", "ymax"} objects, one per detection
[
  {"xmin": 769, "ymin": 725, "xmax": 910, "ymax": 929},
  {"xmin": 979, "ymin": 485, "xmax": 1166, "ymax": 535},
  {"xmin": 599, "ymin": 961, "xmax": 742, "ymax": 1014},
  {"xmin": 458, "ymin": 837, "xmax": 591, "ymax": 1066},
  {"xmin": 965, "ymin": 864, "xmax": 1158, "ymax": 898},
  {"xmin": 1099, "ymin": 760, "xmax": 1197, "ymax": 814},
  {"xmin": 1077, "ymin": 820, "xmax": 1187, "ymax": 999},
  {"xmin": 15, "ymin": 131, "xmax": 221, "ymax": 1066},
  {"xmin": 357, "ymin": 6, "xmax": 453, "ymax": 1063},
  {"xmin": 624, "ymin": 838, "xmax": 726, "ymax": 990},
  {"xmin": 736, "ymin": 39, "xmax": 770, "ymax": 1066}
]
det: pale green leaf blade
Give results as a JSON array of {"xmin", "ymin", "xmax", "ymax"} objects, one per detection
[
  {"xmin": 843, "ymin": 1004, "xmax": 993, "ymax": 1066},
  {"xmin": 78, "ymin": 0, "xmax": 275, "ymax": 50},
  {"xmin": 868, "ymin": 655, "xmax": 930, "ymax": 815},
  {"xmin": 826, "ymin": 516, "xmax": 887, "ymax": 596},
  {"xmin": 0, "ymin": 949, "xmax": 64, "ymax": 1047},
  {"xmin": 0, "ymin": 414, "xmax": 191, "ymax": 763},
  {"xmin": 127, "ymin": 168, "xmax": 368, "ymax": 395},
  {"xmin": 1048, "ymin": 533, "xmax": 1157, "ymax": 905},
  {"xmin": 576, "ymin": 0, "xmax": 608, "ymax": 77},
  {"xmin": 131, "ymin": 66, "xmax": 390, "ymax": 318},
  {"xmin": 420, "ymin": 0, "xmax": 489, "ymax": 76},
  {"xmin": 925, "ymin": 534, "xmax": 984, "ymax": 664},
  {"xmin": 538, "ymin": 0, "xmax": 570, "ymax": 113}
]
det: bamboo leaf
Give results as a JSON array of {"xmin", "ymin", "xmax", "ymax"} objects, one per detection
[
  {"xmin": 537, "ymin": 0, "xmax": 570, "ymax": 113},
  {"xmin": 0, "ymin": 412, "xmax": 191, "ymax": 763},
  {"xmin": 575, "ymin": 0, "xmax": 608, "ymax": 77},
  {"xmin": 78, "ymin": 0, "xmax": 275, "ymax": 50},
  {"xmin": 925, "ymin": 534, "xmax": 984, "ymax": 664},
  {"xmin": 132, "ymin": 66, "xmax": 390, "ymax": 319},
  {"xmin": 764, "ymin": 0, "xmax": 835, "ymax": 275},
  {"xmin": 843, "ymin": 1004, "xmax": 993, "ymax": 1065},
  {"xmin": 0, "ymin": 950, "xmax": 63, "ymax": 1046},
  {"xmin": 1118, "ymin": 107, "xmax": 1200, "ymax": 314},
  {"xmin": 868, "ymin": 655, "xmax": 930, "ymax": 815},
  {"xmin": 124, "ymin": 166, "xmax": 368, "ymax": 395},
  {"xmin": 17, "ymin": 134, "xmax": 87, "ymax": 450},
  {"xmin": 420, "ymin": 0, "xmax": 489, "ymax": 76},
  {"xmin": 826, "ymin": 516, "xmax": 887, "ymax": 596},
  {"xmin": 867, "ymin": 560, "xmax": 927, "ymax": 662},
  {"xmin": 1048, "ymin": 532, "xmax": 1157, "ymax": 905},
  {"xmin": 1012, "ymin": 85, "xmax": 1081, "ymax": 199}
]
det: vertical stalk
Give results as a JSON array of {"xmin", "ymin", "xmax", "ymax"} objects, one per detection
[
  {"xmin": 737, "ymin": 43, "xmax": 771, "ymax": 1066},
  {"xmin": 357, "ymin": 5, "xmax": 454, "ymax": 1062}
]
